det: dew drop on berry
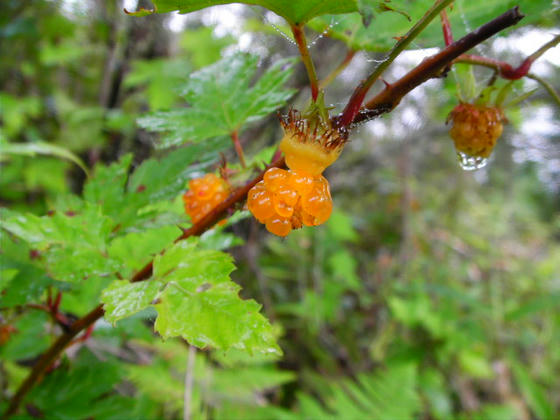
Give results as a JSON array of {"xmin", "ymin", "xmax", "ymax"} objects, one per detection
[{"xmin": 456, "ymin": 151, "xmax": 488, "ymax": 171}]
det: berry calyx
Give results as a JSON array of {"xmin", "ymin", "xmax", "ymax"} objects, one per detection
[
  {"xmin": 448, "ymin": 103, "xmax": 504, "ymax": 159},
  {"xmin": 247, "ymin": 168, "xmax": 333, "ymax": 237},
  {"xmin": 182, "ymin": 173, "xmax": 230, "ymax": 224},
  {"xmin": 279, "ymin": 109, "xmax": 348, "ymax": 176}
]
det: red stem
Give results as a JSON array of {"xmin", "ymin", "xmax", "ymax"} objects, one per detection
[
  {"xmin": 291, "ymin": 24, "xmax": 319, "ymax": 101},
  {"xmin": 230, "ymin": 130, "xmax": 246, "ymax": 168},
  {"xmin": 440, "ymin": 9, "xmax": 454, "ymax": 46},
  {"xmin": 52, "ymin": 291, "xmax": 62, "ymax": 313},
  {"xmin": 455, "ymin": 54, "xmax": 532, "ymax": 80}
]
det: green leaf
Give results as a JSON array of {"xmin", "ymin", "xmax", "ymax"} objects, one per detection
[
  {"xmin": 0, "ymin": 140, "xmax": 89, "ymax": 175},
  {"xmin": 0, "ymin": 311, "xmax": 50, "ymax": 361},
  {"xmin": 102, "ymin": 280, "xmax": 162, "ymax": 324},
  {"xmin": 108, "ymin": 225, "xmax": 180, "ymax": 276},
  {"xmin": 84, "ymin": 154, "xmax": 133, "ymax": 221},
  {"xmin": 0, "ymin": 206, "xmax": 120, "ymax": 284},
  {"xmin": 101, "ymin": 240, "xmax": 280, "ymax": 355},
  {"xmin": 138, "ymin": 53, "xmax": 296, "ymax": 148},
  {"xmin": 127, "ymin": 137, "xmax": 228, "ymax": 204},
  {"xmin": 126, "ymin": 0, "xmax": 358, "ymax": 25}
]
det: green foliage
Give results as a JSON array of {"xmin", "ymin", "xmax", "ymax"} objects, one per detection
[
  {"xmin": 103, "ymin": 240, "xmax": 280, "ymax": 354},
  {"xmin": 128, "ymin": 0, "xmax": 358, "ymax": 25},
  {"xmin": 127, "ymin": 341, "xmax": 293, "ymax": 418},
  {"xmin": 138, "ymin": 52, "xmax": 296, "ymax": 148},
  {"xmin": 1, "ymin": 1, "xmax": 559, "ymax": 419},
  {"xmin": 27, "ymin": 352, "xmax": 135, "ymax": 420},
  {"xmin": 124, "ymin": 58, "xmax": 191, "ymax": 110},
  {"xmin": 297, "ymin": 364, "xmax": 420, "ymax": 419}
]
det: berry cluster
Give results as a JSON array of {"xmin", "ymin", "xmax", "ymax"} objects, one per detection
[
  {"xmin": 248, "ymin": 168, "xmax": 332, "ymax": 237},
  {"xmin": 182, "ymin": 173, "xmax": 230, "ymax": 224},
  {"xmin": 448, "ymin": 103, "xmax": 504, "ymax": 158}
]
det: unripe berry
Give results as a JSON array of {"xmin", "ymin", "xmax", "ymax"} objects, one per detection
[
  {"xmin": 448, "ymin": 103, "xmax": 504, "ymax": 158},
  {"xmin": 182, "ymin": 173, "xmax": 230, "ymax": 224}
]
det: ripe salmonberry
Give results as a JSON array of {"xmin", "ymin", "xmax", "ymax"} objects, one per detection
[
  {"xmin": 248, "ymin": 169, "xmax": 333, "ymax": 237},
  {"xmin": 448, "ymin": 103, "xmax": 504, "ymax": 159},
  {"xmin": 182, "ymin": 173, "xmax": 230, "ymax": 224},
  {"xmin": 248, "ymin": 110, "xmax": 344, "ymax": 237}
]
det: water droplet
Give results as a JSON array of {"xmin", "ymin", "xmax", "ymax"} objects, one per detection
[{"xmin": 457, "ymin": 151, "xmax": 488, "ymax": 171}]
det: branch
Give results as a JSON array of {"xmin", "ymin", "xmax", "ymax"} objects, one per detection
[
  {"xmin": 526, "ymin": 73, "xmax": 560, "ymax": 107},
  {"xmin": 351, "ymin": 6, "xmax": 524, "ymax": 125},
  {"xmin": 337, "ymin": 0, "xmax": 454, "ymax": 127},
  {"xmin": 3, "ymin": 156, "xmax": 286, "ymax": 418}
]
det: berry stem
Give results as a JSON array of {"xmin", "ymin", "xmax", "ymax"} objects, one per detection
[
  {"xmin": 230, "ymin": 130, "xmax": 246, "ymax": 168},
  {"xmin": 291, "ymin": 24, "xmax": 320, "ymax": 101},
  {"xmin": 338, "ymin": 0, "xmax": 454, "ymax": 127}
]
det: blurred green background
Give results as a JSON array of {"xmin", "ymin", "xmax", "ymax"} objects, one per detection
[{"xmin": 1, "ymin": 0, "xmax": 559, "ymax": 419}]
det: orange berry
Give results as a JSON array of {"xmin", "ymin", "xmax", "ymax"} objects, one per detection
[
  {"xmin": 264, "ymin": 167, "xmax": 290, "ymax": 192},
  {"xmin": 291, "ymin": 171, "xmax": 314, "ymax": 195},
  {"xmin": 248, "ymin": 182, "xmax": 275, "ymax": 222},
  {"xmin": 265, "ymin": 216, "xmax": 292, "ymax": 237},
  {"xmin": 272, "ymin": 195, "xmax": 295, "ymax": 218},
  {"xmin": 301, "ymin": 178, "xmax": 332, "ymax": 222},
  {"xmin": 247, "ymin": 167, "xmax": 333, "ymax": 236},
  {"xmin": 183, "ymin": 173, "xmax": 230, "ymax": 223},
  {"xmin": 448, "ymin": 103, "xmax": 504, "ymax": 158}
]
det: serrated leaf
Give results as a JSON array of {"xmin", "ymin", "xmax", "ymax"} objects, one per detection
[
  {"xmin": 138, "ymin": 53, "xmax": 296, "ymax": 148},
  {"xmin": 126, "ymin": 0, "xmax": 358, "ymax": 25},
  {"xmin": 127, "ymin": 137, "xmax": 228, "ymax": 204},
  {"xmin": 102, "ymin": 280, "xmax": 162, "ymax": 324},
  {"xmin": 101, "ymin": 240, "xmax": 280, "ymax": 355},
  {"xmin": 0, "ymin": 206, "xmax": 120, "ymax": 284},
  {"xmin": 108, "ymin": 225, "xmax": 180, "ymax": 276},
  {"xmin": 84, "ymin": 154, "xmax": 133, "ymax": 221}
]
